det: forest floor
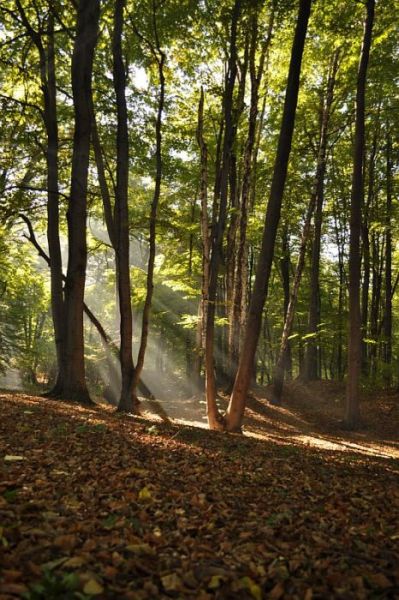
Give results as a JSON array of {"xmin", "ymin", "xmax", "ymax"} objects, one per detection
[{"xmin": 0, "ymin": 382, "xmax": 398, "ymax": 599}]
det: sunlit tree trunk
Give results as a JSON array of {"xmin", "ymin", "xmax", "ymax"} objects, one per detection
[
  {"xmin": 226, "ymin": 0, "xmax": 312, "ymax": 432},
  {"xmin": 345, "ymin": 0, "xmax": 375, "ymax": 428},
  {"xmin": 64, "ymin": 0, "xmax": 100, "ymax": 403}
]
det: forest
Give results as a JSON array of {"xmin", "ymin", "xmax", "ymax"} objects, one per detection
[
  {"xmin": 0, "ymin": 0, "xmax": 398, "ymax": 429},
  {"xmin": 0, "ymin": 0, "xmax": 399, "ymax": 597}
]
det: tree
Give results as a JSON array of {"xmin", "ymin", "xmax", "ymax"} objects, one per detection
[
  {"xmin": 63, "ymin": 0, "xmax": 100, "ymax": 403},
  {"xmin": 112, "ymin": 0, "xmax": 135, "ymax": 411},
  {"xmin": 204, "ymin": 0, "xmax": 241, "ymax": 430},
  {"xmin": 13, "ymin": 1, "xmax": 65, "ymax": 396},
  {"xmin": 225, "ymin": 0, "xmax": 312, "ymax": 432},
  {"xmin": 345, "ymin": 0, "xmax": 375, "ymax": 429}
]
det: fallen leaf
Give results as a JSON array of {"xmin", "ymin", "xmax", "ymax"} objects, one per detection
[
  {"xmin": 138, "ymin": 486, "xmax": 152, "ymax": 501},
  {"xmin": 83, "ymin": 579, "xmax": 104, "ymax": 595},
  {"xmin": 240, "ymin": 576, "xmax": 262, "ymax": 600},
  {"xmin": 161, "ymin": 573, "xmax": 183, "ymax": 592},
  {"xmin": 4, "ymin": 455, "xmax": 25, "ymax": 461}
]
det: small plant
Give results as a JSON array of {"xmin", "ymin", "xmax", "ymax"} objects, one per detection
[{"xmin": 23, "ymin": 571, "xmax": 80, "ymax": 599}]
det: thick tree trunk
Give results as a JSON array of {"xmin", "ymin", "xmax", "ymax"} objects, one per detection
[
  {"xmin": 225, "ymin": 0, "xmax": 312, "ymax": 432},
  {"xmin": 345, "ymin": 0, "xmax": 375, "ymax": 429},
  {"xmin": 204, "ymin": 0, "xmax": 241, "ymax": 430},
  {"xmin": 64, "ymin": 0, "xmax": 100, "ymax": 403},
  {"xmin": 304, "ymin": 50, "xmax": 339, "ymax": 381},
  {"xmin": 112, "ymin": 0, "xmax": 135, "ymax": 412}
]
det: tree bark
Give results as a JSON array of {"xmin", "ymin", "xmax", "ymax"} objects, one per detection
[
  {"xmin": 225, "ymin": 0, "xmax": 312, "ymax": 432},
  {"xmin": 112, "ymin": 0, "xmax": 135, "ymax": 411},
  {"xmin": 196, "ymin": 87, "xmax": 210, "ymax": 382},
  {"xmin": 131, "ymin": 2, "xmax": 165, "ymax": 397},
  {"xmin": 304, "ymin": 49, "xmax": 339, "ymax": 381},
  {"xmin": 230, "ymin": 6, "xmax": 274, "ymax": 385},
  {"xmin": 205, "ymin": 0, "xmax": 241, "ymax": 430},
  {"xmin": 64, "ymin": 0, "xmax": 100, "ymax": 403},
  {"xmin": 271, "ymin": 192, "xmax": 318, "ymax": 404},
  {"xmin": 361, "ymin": 126, "xmax": 378, "ymax": 377},
  {"xmin": 280, "ymin": 225, "xmax": 292, "ymax": 379},
  {"xmin": 383, "ymin": 131, "xmax": 392, "ymax": 385},
  {"xmin": 14, "ymin": 2, "xmax": 66, "ymax": 397},
  {"xmin": 345, "ymin": 0, "xmax": 375, "ymax": 428}
]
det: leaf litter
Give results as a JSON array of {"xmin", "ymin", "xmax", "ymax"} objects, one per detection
[{"xmin": 0, "ymin": 391, "xmax": 398, "ymax": 599}]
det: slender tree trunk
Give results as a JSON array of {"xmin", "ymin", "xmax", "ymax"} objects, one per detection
[
  {"xmin": 383, "ymin": 132, "xmax": 392, "ymax": 385},
  {"xmin": 226, "ymin": 0, "xmax": 312, "ymax": 432},
  {"xmin": 197, "ymin": 87, "xmax": 210, "ymax": 382},
  {"xmin": 305, "ymin": 50, "xmax": 339, "ymax": 381},
  {"xmin": 361, "ymin": 219, "xmax": 370, "ymax": 375},
  {"xmin": 131, "ymin": 6, "xmax": 165, "ymax": 396},
  {"xmin": 345, "ymin": 0, "xmax": 375, "ymax": 428},
  {"xmin": 14, "ymin": 3, "xmax": 66, "ymax": 397},
  {"xmin": 271, "ymin": 192, "xmax": 318, "ymax": 404},
  {"xmin": 112, "ymin": 0, "xmax": 135, "ymax": 411},
  {"xmin": 44, "ymin": 15, "xmax": 66, "ymax": 396},
  {"xmin": 280, "ymin": 226, "xmax": 292, "ymax": 379},
  {"xmin": 369, "ymin": 232, "xmax": 382, "ymax": 380},
  {"xmin": 230, "ymin": 7, "xmax": 274, "ymax": 386},
  {"xmin": 64, "ymin": 0, "xmax": 100, "ymax": 403},
  {"xmin": 361, "ymin": 127, "xmax": 378, "ymax": 377},
  {"xmin": 205, "ymin": 0, "xmax": 241, "ymax": 430},
  {"xmin": 333, "ymin": 207, "xmax": 346, "ymax": 381}
]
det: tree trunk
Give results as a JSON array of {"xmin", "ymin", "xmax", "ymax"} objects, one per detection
[
  {"xmin": 205, "ymin": 0, "xmax": 241, "ymax": 430},
  {"xmin": 361, "ymin": 219, "xmax": 370, "ymax": 375},
  {"xmin": 280, "ymin": 225, "xmax": 292, "ymax": 378},
  {"xmin": 197, "ymin": 87, "xmax": 210, "ymax": 383},
  {"xmin": 230, "ymin": 6, "xmax": 273, "ymax": 386},
  {"xmin": 361, "ymin": 126, "xmax": 378, "ymax": 377},
  {"xmin": 131, "ymin": 6, "xmax": 165, "ymax": 397},
  {"xmin": 112, "ymin": 0, "xmax": 135, "ymax": 412},
  {"xmin": 64, "ymin": 0, "xmax": 100, "ymax": 403},
  {"xmin": 383, "ymin": 131, "xmax": 392, "ymax": 385},
  {"xmin": 225, "ymin": 0, "xmax": 312, "ymax": 432},
  {"xmin": 305, "ymin": 49, "xmax": 339, "ymax": 381},
  {"xmin": 14, "ymin": 3, "xmax": 66, "ymax": 397},
  {"xmin": 271, "ymin": 192, "xmax": 318, "ymax": 404},
  {"xmin": 345, "ymin": 0, "xmax": 375, "ymax": 429}
]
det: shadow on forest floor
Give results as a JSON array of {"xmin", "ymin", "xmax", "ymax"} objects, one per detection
[{"xmin": 137, "ymin": 379, "xmax": 399, "ymax": 460}]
